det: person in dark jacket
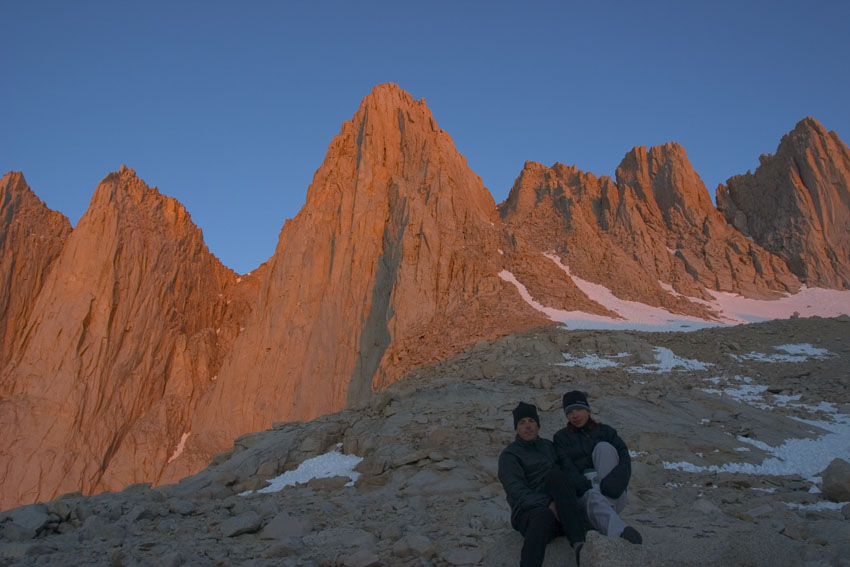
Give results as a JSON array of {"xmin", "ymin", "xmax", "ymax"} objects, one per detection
[
  {"xmin": 553, "ymin": 391, "xmax": 643, "ymax": 545},
  {"xmin": 498, "ymin": 401, "xmax": 586, "ymax": 567}
]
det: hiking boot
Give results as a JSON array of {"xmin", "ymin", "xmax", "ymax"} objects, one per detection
[{"xmin": 620, "ymin": 525, "xmax": 642, "ymax": 544}]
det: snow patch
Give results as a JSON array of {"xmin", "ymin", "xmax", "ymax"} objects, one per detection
[
  {"xmin": 498, "ymin": 253, "xmax": 850, "ymax": 332},
  {"xmin": 701, "ymin": 381, "xmax": 771, "ymax": 408},
  {"xmin": 629, "ymin": 347, "xmax": 713, "ymax": 374},
  {"xmin": 557, "ymin": 353, "xmax": 620, "ymax": 369},
  {"xmin": 785, "ymin": 501, "xmax": 848, "ymax": 511},
  {"xmin": 731, "ymin": 343, "xmax": 836, "ymax": 363},
  {"xmin": 167, "ymin": 432, "xmax": 190, "ymax": 464},
  {"xmin": 664, "ymin": 390, "xmax": 850, "ymax": 482},
  {"xmin": 241, "ymin": 445, "xmax": 363, "ymax": 495},
  {"xmin": 498, "ymin": 270, "xmax": 561, "ymax": 318}
]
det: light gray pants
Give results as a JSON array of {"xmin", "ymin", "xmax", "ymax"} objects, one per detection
[{"xmin": 577, "ymin": 442, "xmax": 628, "ymax": 537}]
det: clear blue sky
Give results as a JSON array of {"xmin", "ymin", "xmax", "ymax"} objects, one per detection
[{"xmin": 2, "ymin": 1, "xmax": 848, "ymax": 274}]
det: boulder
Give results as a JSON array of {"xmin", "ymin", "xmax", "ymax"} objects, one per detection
[
  {"xmin": 219, "ymin": 512, "xmax": 262, "ymax": 537},
  {"xmin": 581, "ymin": 530, "xmax": 655, "ymax": 566},
  {"xmin": 4, "ymin": 504, "xmax": 49, "ymax": 536},
  {"xmin": 260, "ymin": 511, "xmax": 312, "ymax": 540},
  {"xmin": 820, "ymin": 458, "xmax": 850, "ymax": 502}
]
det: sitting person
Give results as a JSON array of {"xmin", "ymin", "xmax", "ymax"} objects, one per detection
[
  {"xmin": 554, "ymin": 390, "xmax": 642, "ymax": 545},
  {"xmin": 498, "ymin": 401, "xmax": 586, "ymax": 567}
]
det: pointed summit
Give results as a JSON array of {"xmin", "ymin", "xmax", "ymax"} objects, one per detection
[
  {"xmin": 718, "ymin": 117, "xmax": 850, "ymax": 288},
  {"xmin": 786, "ymin": 116, "xmax": 831, "ymax": 145},
  {"xmin": 0, "ymin": 168, "xmax": 255, "ymax": 510},
  {"xmin": 500, "ymin": 140, "xmax": 799, "ymax": 310},
  {"xmin": 173, "ymin": 84, "xmax": 605, "ymax": 483}
]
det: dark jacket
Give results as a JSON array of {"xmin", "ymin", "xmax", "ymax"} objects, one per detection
[
  {"xmin": 553, "ymin": 422, "xmax": 631, "ymax": 499},
  {"xmin": 498, "ymin": 435, "xmax": 559, "ymax": 530}
]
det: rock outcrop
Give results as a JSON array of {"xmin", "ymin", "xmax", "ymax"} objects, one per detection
[
  {"xmin": 0, "ymin": 172, "xmax": 71, "ymax": 369},
  {"xmin": 718, "ymin": 117, "xmax": 850, "ymax": 289},
  {"xmin": 0, "ymin": 167, "xmax": 257, "ymax": 510},
  {"xmin": 500, "ymin": 143, "xmax": 799, "ymax": 313},
  {"xmin": 166, "ymin": 83, "xmax": 612, "ymax": 484}
]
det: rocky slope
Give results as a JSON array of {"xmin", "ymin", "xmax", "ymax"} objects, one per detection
[
  {"xmin": 0, "ymin": 172, "xmax": 71, "ymax": 370},
  {"xmin": 500, "ymin": 143, "xmax": 800, "ymax": 312},
  {"xmin": 0, "ymin": 167, "xmax": 258, "ymax": 510},
  {"xmin": 718, "ymin": 117, "xmax": 850, "ymax": 289},
  {"xmin": 2, "ymin": 315, "xmax": 849, "ymax": 567}
]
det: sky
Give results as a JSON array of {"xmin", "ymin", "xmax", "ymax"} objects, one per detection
[{"xmin": 2, "ymin": 1, "xmax": 849, "ymax": 274}]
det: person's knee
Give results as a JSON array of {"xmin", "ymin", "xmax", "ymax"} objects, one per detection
[
  {"xmin": 593, "ymin": 441, "xmax": 617, "ymax": 457},
  {"xmin": 592, "ymin": 441, "xmax": 619, "ymax": 471},
  {"xmin": 526, "ymin": 507, "xmax": 556, "ymax": 530}
]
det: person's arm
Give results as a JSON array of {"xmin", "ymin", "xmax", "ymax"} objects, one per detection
[
  {"xmin": 498, "ymin": 450, "xmax": 550, "ymax": 511},
  {"xmin": 598, "ymin": 425, "xmax": 632, "ymax": 499},
  {"xmin": 554, "ymin": 430, "xmax": 593, "ymax": 497}
]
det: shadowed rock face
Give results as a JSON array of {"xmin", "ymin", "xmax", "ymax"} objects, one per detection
[
  {"xmin": 500, "ymin": 143, "xmax": 799, "ymax": 313},
  {"xmin": 0, "ymin": 167, "xmax": 256, "ymax": 510},
  {"xmin": 0, "ymin": 172, "xmax": 71, "ymax": 370},
  {"xmin": 718, "ymin": 117, "xmax": 850, "ymax": 289}
]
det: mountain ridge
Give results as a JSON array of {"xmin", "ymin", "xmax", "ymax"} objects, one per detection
[{"xmin": 1, "ymin": 84, "xmax": 849, "ymax": 510}]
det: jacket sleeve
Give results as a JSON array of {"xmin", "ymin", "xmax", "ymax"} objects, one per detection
[
  {"xmin": 599, "ymin": 425, "xmax": 632, "ymax": 499},
  {"xmin": 498, "ymin": 450, "xmax": 550, "ymax": 512},
  {"xmin": 553, "ymin": 430, "xmax": 593, "ymax": 497}
]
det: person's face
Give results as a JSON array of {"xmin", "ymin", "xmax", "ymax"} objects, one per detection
[
  {"xmin": 567, "ymin": 408, "xmax": 590, "ymax": 428},
  {"xmin": 516, "ymin": 417, "xmax": 539, "ymax": 441}
]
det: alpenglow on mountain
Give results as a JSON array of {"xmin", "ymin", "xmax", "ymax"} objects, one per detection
[{"xmin": 1, "ymin": 83, "xmax": 849, "ymax": 510}]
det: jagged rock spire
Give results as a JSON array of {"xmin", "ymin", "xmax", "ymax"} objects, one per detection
[
  {"xmin": 0, "ymin": 167, "xmax": 255, "ymax": 509},
  {"xmin": 718, "ymin": 117, "xmax": 850, "ymax": 288}
]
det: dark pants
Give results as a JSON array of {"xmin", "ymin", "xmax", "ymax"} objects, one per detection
[{"xmin": 517, "ymin": 469, "xmax": 584, "ymax": 567}]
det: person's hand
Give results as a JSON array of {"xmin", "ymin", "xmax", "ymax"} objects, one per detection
[{"xmin": 548, "ymin": 501, "xmax": 559, "ymax": 521}]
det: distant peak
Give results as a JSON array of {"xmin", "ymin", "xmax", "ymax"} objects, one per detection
[
  {"xmin": 118, "ymin": 164, "xmax": 138, "ymax": 178},
  {"xmin": 368, "ymin": 82, "xmax": 406, "ymax": 96},
  {"xmin": 358, "ymin": 83, "xmax": 426, "ymax": 115},
  {"xmin": 655, "ymin": 141, "xmax": 687, "ymax": 154},
  {"xmin": 520, "ymin": 160, "xmax": 547, "ymax": 172},
  {"xmin": 777, "ymin": 117, "xmax": 834, "ymax": 156},
  {"xmin": 365, "ymin": 82, "xmax": 410, "ymax": 99},
  {"xmin": 794, "ymin": 116, "xmax": 826, "ymax": 134},
  {"xmin": 1, "ymin": 170, "xmax": 28, "ymax": 190}
]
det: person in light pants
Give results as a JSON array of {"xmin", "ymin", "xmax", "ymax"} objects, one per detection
[{"xmin": 554, "ymin": 390, "xmax": 643, "ymax": 545}]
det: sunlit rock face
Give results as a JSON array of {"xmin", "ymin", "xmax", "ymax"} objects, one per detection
[
  {"xmin": 0, "ymin": 167, "xmax": 257, "ymax": 510},
  {"xmin": 168, "ymin": 83, "xmax": 618, "ymax": 484},
  {"xmin": 500, "ymin": 142, "xmax": 799, "ymax": 319},
  {"xmin": 718, "ymin": 117, "xmax": 850, "ymax": 289},
  {"xmin": 1, "ymin": 86, "xmax": 848, "ymax": 512},
  {"xmin": 0, "ymin": 172, "xmax": 72, "ymax": 370}
]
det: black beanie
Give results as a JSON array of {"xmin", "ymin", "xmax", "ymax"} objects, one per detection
[
  {"xmin": 512, "ymin": 402, "xmax": 540, "ymax": 429},
  {"xmin": 562, "ymin": 390, "xmax": 590, "ymax": 414}
]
